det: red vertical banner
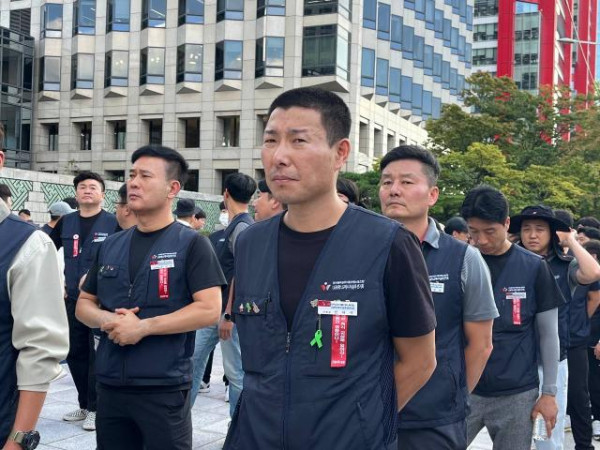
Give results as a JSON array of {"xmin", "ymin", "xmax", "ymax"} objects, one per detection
[
  {"xmin": 158, "ymin": 268, "xmax": 169, "ymax": 299},
  {"xmin": 331, "ymin": 315, "xmax": 348, "ymax": 368}
]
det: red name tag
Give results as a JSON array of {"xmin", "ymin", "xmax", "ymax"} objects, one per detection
[
  {"xmin": 72, "ymin": 235, "xmax": 79, "ymax": 258},
  {"xmin": 331, "ymin": 315, "xmax": 348, "ymax": 368},
  {"xmin": 158, "ymin": 268, "xmax": 169, "ymax": 299},
  {"xmin": 512, "ymin": 298, "xmax": 521, "ymax": 325}
]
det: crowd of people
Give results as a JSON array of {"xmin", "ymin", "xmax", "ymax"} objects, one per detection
[{"xmin": 1, "ymin": 87, "xmax": 600, "ymax": 450}]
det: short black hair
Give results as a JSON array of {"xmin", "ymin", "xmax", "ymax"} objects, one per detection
[
  {"xmin": 224, "ymin": 173, "xmax": 257, "ymax": 204},
  {"xmin": 194, "ymin": 208, "xmax": 206, "ymax": 220},
  {"xmin": 62, "ymin": 197, "xmax": 78, "ymax": 209},
  {"xmin": 336, "ymin": 177, "xmax": 360, "ymax": 204},
  {"xmin": 73, "ymin": 171, "xmax": 106, "ymax": 192},
  {"xmin": 219, "ymin": 201, "xmax": 226, "ymax": 211},
  {"xmin": 18, "ymin": 208, "xmax": 31, "ymax": 216},
  {"xmin": 579, "ymin": 226, "xmax": 600, "ymax": 241},
  {"xmin": 267, "ymin": 87, "xmax": 351, "ymax": 147},
  {"xmin": 380, "ymin": 145, "xmax": 441, "ymax": 186},
  {"xmin": 445, "ymin": 216, "xmax": 468, "ymax": 235},
  {"xmin": 553, "ymin": 209, "xmax": 574, "ymax": 229},
  {"xmin": 117, "ymin": 183, "xmax": 128, "ymax": 204},
  {"xmin": 461, "ymin": 185, "xmax": 509, "ymax": 224},
  {"xmin": 131, "ymin": 145, "xmax": 189, "ymax": 185},
  {"xmin": 0, "ymin": 183, "xmax": 11, "ymax": 202},
  {"xmin": 583, "ymin": 239, "xmax": 600, "ymax": 258},
  {"xmin": 575, "ymin": 216, "xmax": 600, "ymax": 230}
]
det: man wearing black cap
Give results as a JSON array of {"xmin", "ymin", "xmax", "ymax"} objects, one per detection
[
  {"xmin": 511, "ymin": 205, "xmax": 600, "ymax": 450},
  {"xmin": 253, "ymin": 179, "xmax": 285, "ymax": 222},
  {"xmin": 174, "ymin": 198, "xmax": 200, "ymax": 229}
]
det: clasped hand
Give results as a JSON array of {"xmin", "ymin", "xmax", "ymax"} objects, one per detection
[{"xmin": 101, "ymin": 307, "xmax": 147, "ymax": 346}]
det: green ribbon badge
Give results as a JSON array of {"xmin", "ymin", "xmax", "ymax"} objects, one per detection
[{"xmin": 310, "ymin": 330, "xmax": 323, "ymax": 349}]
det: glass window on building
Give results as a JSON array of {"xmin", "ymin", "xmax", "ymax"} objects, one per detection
[
  {"xmin": 474, "ymin": 0, "xmax": 498, "ymax": 17},
  {"xmin": 105, "ymin": 51, "xmax": 129, "ymax": 87},
  {"xmin": 255, "ymin": 37, "xmax": 284, "ymax": 78},
  {"xmin": 304, "ymin": 0, "xmax": 349, "ymax": 18},
  {"xmin": 142, "ymin": 0, "xmax": 166, "ymax": 28},
  {"xmin": 218, "ymin": 116, "xmax": 240, "ymax": 147},
  {"xmin": 39, "ymin": 56, "xmax": 61, "ymax": 91},
  {"xmin": 71, "ymin": 53, "xmax": 94, "ymax": 89},
  {"xmin": 402, "ymin": 24, "xmax": 414, "ymax": 54},
  {"xmin": 472, "ymin": 48, "xmax": 497, "ymax": 66},
  {"xmin": 45, "ymin": 123, "xmax": 59, "ymax": 151},
  {"xmin": 107, "ymin": 0, "xmax": 130, "ymax": 32},
  {"xmin": 302, "ymin": 25, "xmax": 350, "ymax": 80},
  {"xmin": 391, "ymin": 15, "xmax": 402, "ymax": 50},
  {"xmin": 425, "ymin": 0, "xmax": 434, "ymax": 25},
  {"xmin": 215, "ymin": 40, "xmax": 242, "ymax": 81},
  {"xmin": 375, "ymin": 58, "xmax": 388, "ymax": 96},
  {"xmin": 41, "ymin": 4, "xmax": 62, "ymax": 38},
  {"xmin": 363, "ymin": 0, "xmax": 376, "ymax": 29},
  {"xmin": 414, "ymin": 35, "xmax": 424, "ymax": 64},
  {"xmin": 401, "ymin": 76, "xmax": 412, "ymax": 103},
  {"xmin": 179, "ymin": 0, "xmax": 204, "ymax": 25},
  {"xmin": 433, "ymin": 52, "xmax": 442, "ymax": 77},
  {"xmin": 474, "ymin": 22, "xmax": 498, "ymax": 41},
  {"xmin": 140, "ymin": 47, "xmax": 165, "ymax": 84},
  {"xmin": 2, "ymin": 48, "xmax": 22, "ymax": 91},
  {"xmin": 389, "ymin": 67, "xmax": 400, "ymax": 103},
  {"xmin": 361, "ymin": 47, "xmax": 375, "ymax": 87},
  {"xmin": 76, "ymin": 122, "xmax": 92, "ymax": 150},
  {"xmin": 177, "ymin": 44, "xmax": 203, "ymax": 82},
  {"xmin": 434, "ymin": 9, "xmax": 443, "ymax": 33},
  {"xmin": 73, "ymin": 0, "xmax": 95, "ymax": 35},
  {"xmin": 146, "ymin": 119, "xmax": 162, "ymax": 145},
  {"xmin": 441, "ymin": 61, "xmax": 450, "ymax": 84},
  {"xmin": 443, "ymin": 18, "xmax": 451, "ymax": 43},
  {"xmin": 377, "ymin": 3, "xmax": 390, "ymax": 40},
  {"xmin": 423, "ymin": 90, "xmax": 432, "ymax": 116},
  {"xmin": 107, "ymin": 120, "xmax": 126, "ymax": 149},
  {"xmin": 182, "ymin": 117, "xmax": 200, "ymax": 148},
  {"xmin": 432, "ymin": 96, "xmax": 441, "ymax": 118},
  {"xmin": 424, "ymin": 45, "xmax": 433, "ymax": 71},
  {"xmin": 259, "ymin": 0, "xmax": 285, "ymax": 18},
  {"xmin": 412, "ymin": 83, "xmax": 423, "ymax": 110},
  {"xmin": 217, "ymin": 0, "xmax": 243, "ymax": 21}
]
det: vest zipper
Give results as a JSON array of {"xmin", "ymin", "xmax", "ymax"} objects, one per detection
[{"xmin": 283, "ymin": 331, "xmax": 292, "ymax": 449}]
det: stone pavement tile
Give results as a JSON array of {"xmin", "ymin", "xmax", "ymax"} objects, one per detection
[
  {"xmin": 40, "ymin": 401, "xmax": 83, "ymax": 422},
  {"xmin": 193, "ymin": 394, "xmax": 230, "ymax": 413},
  {"xmin": 45, "ymin": 388, "xmax": 79, "ymax": 405},
  {"xmin": 191, "ymin": 411, "xmax": 229, "ymax": 429},
  {"xmin": 192, "ymin": 430, "xmax": 226, "ymax": 448},
  {"xmin": 198, "ymin": 418, "xmax": 230, "ymax": 435},
  {"xmin": 37, "ymin": 418, "xmax": 86, "ymax": 446},
  {"xmin": 196, "ymin": 438, "xmax": 226, "ymax": 449},
  {"xmin": 44, "ymin": 431, "xmax": 97, "ymax": 450}
]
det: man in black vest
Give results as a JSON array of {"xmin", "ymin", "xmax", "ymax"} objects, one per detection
[
  {"xmin": 461, "ymin": 186, "xmax": 564, "ymax": 449},
  {"xmin": 378, "ymin": 145, "xmax": 498, "ymax": 450},
  {"xmin": 0, "ymin": 134, "xmax": 69, "ymax": 450},
  {"xmin": 510, "ymin": 205, "xmax": 600, "ymax": 450},
  {"xmin": 190, "ymin": 173, "xmax": 256, "ymax": 411},
  {"xmin": 49, "ymin": 171, "xmax": 119, "ymax": 431},
  {"xmin": 223, "ymin": 87, "xmax": 437, "ymax": 450},
  {"xmin": 76, "ymin": 145, "xmax": 225, "ymax": 450}
]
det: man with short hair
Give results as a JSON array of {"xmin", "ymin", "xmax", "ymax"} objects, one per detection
[
  {"xmin": 76, "ymin": 145, "xmax": 225, "ymax": 450},
  {"xmin": 223, "ymin": 87, "xmax": 436, "ymax": 450},
  {"xmin": 252, "ymin": 179, "xmax": 285, "ymax": 221},
  {"xmin": 379, "ymin": 145, "xmax": 497, "ymax": 449},
  {"xmin": 461, "ymin": 186, "xmax": 564, "ymax": 448},
  {"xmin": 510, "ymin": 205, "xmax": 600, "ymax": 450},
  {"xmin": 193, "ymin": 208, "xmax": 206, "ymax": 230},
  {"xmin": 444, "ymin": 216, "xmax": 470, "ymax": 243},
  {"xmin": 578, "ymin": 227, "xmax": 600, "ymax": 245},
  {"xmin": 114, "ymin": 184, "xmax": 137, "ymax": 231},
  {"xmin": 174, "ymin": 198, "xmax": 199, "ymax": 229},
  {"xmin": 0, "ymin": 127, "xmax": 69, "ymax": 450},
  {"xmin": 18, "ymin": 209, "xmax": 32, "ymax": 223},
  {"xmin": 42, "ymin": 202, "xmax": 76, "ymax": 235},
  {"xmin": 190, "ymin": 172, "xmax": 256, "ymax": 411},
  {"xmin": 0, "ymin": 183, "xmax": 12, "ymax": 208},
  {"xmin": 49, "ymin": 171, "xmax": 119, "ymax": 431}
]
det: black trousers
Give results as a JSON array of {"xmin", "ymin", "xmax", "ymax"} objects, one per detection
[
  {"xmin": 65, "ymin": 297, "xmax": 96, "ymax": 411},
  {"xmin": 567, "ymin": 345, "xmax": 594, "ymax": 450},
  {"xmin": 397, "ymin": 420, "xmax": 467, "ymax": 450},
  {"xmin": 96, "ymin": 385, "xmax": 192, "ymax": 450},
  {"xmin": 202, "ymin": 350, "xmax": 229, "ymax": 386},
  {"xmin": 588, "ymin": 346, "xmax": 600, "ymax": 420}
]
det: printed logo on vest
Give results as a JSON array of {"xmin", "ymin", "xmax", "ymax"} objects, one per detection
[
  {"xmin": 92, "ymin": 232, "xmax": 109, "ymax": 243},
  {"xmin": 320, "ymin": 279, "xmax": 365, "ymax": 292}
]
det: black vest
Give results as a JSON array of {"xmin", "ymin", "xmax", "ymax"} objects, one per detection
[
  {"xmin": 399, "ymin": 232, "xmax": 468, "ymax": 428},
  {"xmin": 94, "ymin": 223, "xmax": 197, "ymax": 386},
  {"xmin": 0, "ymin": 215, "xmax": 36, "ymax": 445},
  {"xmin": 214, "ymin": 212, "xmax": 254, "ymax": 310},
  {"xmin": 569, "ymin": 283, "xmax": 598, "ymax": 348},
  {"xmin": 61, "ymin": 211, "xmax": 118, "ymax": 299},
  {"xmin": 41, "ymin": 223, "xmax": 53, "ymax": 235},
  {"xmin": 474, "ymin": 245, "xmax": 542, "ymax": 397},
  {"xmin": 547, "ymin": 255, "xmax": 572, "ymax": 359},
  {"xmin": 224, "ymin": 205, "xmax": 400, "ymax": 450}
]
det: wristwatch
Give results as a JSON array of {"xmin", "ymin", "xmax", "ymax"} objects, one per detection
[
  {"xmin": 223, "ymin": 313, "xmax": 232, "ymax": 322},
  {"xmin": 9, "ymin": 431, "xmax": 40, "ymax": 450}
]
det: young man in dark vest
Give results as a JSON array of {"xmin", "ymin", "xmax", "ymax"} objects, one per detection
[
  {"xmin": 190, "ymin": 172, "xmax": 256, "ymax": 411},
  {"xmin": 223, "ymin": 87, "xmax": 437, "ymax": 450},
  {"xmin": 49, "ymin": 171, "xmax": 119, "ymax": 431},
  {"xmin": 510, "ymin": 205, "xmax": 600, "ymax": 450},
  {"xmin": 461, "ymin": 186, "xmax": 564, "ymax": 449},
  {"xmin": 0, "ymin": 132, "xmax": 69, "ymax": 450},
  {"xmin": 379, "ymin": 145, "xmax": 498, "ymax": 450},
  {"xmin": 76, "ymin": 145, "xmax": 225, "ymax": 450}
]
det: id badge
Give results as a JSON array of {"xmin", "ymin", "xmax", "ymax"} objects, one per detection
[
  {"xmin": 331, "ymin": 315, "xmax": 348, "ymax": 368},
  {"xmin": 512, "ymin": 299, "xmax": 521, "ymax": 325},
  {"xmin": 72, "ymin": 234, "xmax": 79, "ymax": 258},
  {"xmin": 158, "ymin": 268, "xmax": 169, "ymax": 299}
]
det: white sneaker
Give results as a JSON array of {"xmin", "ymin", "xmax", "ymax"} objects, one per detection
[
  {"xmin": 593, "ymin": 419, "xmax": 600, "ymax": 440},
  {"xmin": 62, "ymin": 408, "xmax": 88, "ymax": 422},
  {"xmin": 564, "ymin": 415, "xmax": 571, "ymax": 432},
  {"xmin": 224, "ymin": 385, "xmax": 229, "ymax": 403},
  {"xmin": 82, "ymin": 411, "xmax": 96, "ymax": 431},
  {"xmin": 199, "ymin": 381, "xmax": 210, "ymax": 393}
]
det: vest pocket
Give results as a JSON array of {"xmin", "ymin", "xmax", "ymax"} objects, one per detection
[{"xmin": 234, "ymin": 296, "xmax": 270, "ymax": 374}]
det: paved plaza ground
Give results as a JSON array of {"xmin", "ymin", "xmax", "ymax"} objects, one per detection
[{"xmin": 35, "ymin": 346, "xmax": 598, "ymax": 450}]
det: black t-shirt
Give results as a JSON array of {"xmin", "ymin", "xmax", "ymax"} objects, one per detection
[
  {"xmin": 482, "ymin": 244, "xmax": 565, "ymax": 313},
  {"xmin": 50, "ymin": 211, "xmax": 112, "ymax": 250},
  {"xmin": 277, "ymin": 221, "xmax": 436, "ymax": 337},
  {"xmin": 83, "ymin": 222, "xmax": 226, "ymax": 296}
]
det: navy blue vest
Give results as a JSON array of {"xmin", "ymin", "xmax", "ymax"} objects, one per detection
[
  {"xmin": 474, "ymin": 245, "xmax": 542, "ymax": 397},
  {"xmin": 0, "ymin": 215, "xmax": 36, "ymax": 445},
  {"xmin": 61, "ymin": 210, "xmax": 118, "ymax": 299},
  {"xmin": 569, "ymin": 283, "xmax": 598, "ymax": 348},
  {"xmin": 547, "ymin": 255, "xmax": 572, "ymax": 360},
  {"xmin": 399, "ymin": 232, "xmax": 468, "ymax": 428},
  {"xmin": 224, "ymin": 205, "xmax": 399, "ymax": 450},
  {"xmin": 215, "ymin": 212, "xmax": 254, "ymax": 310},
  {"xmin": 94, "ymin": 223, "xmax": 197, "ymax": 386}
]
